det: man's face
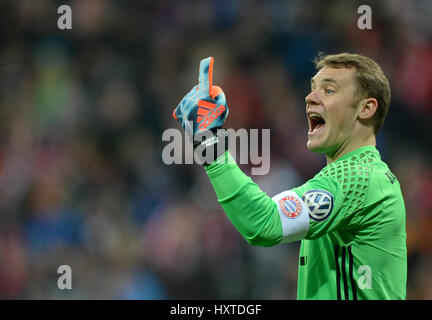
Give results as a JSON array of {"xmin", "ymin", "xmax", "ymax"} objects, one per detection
[{"xmin": 305, "ymin": 66, "xmax": 361, "ymax": 154}]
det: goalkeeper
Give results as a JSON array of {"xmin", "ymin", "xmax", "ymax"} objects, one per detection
[{"xmin": 173, "ymin": 53, "xmax": 407, "ymax": 300}]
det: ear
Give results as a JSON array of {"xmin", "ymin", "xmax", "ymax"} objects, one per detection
[{"xmin": 358, "ymin": 98, "xmax": 378, "ymax": 120}]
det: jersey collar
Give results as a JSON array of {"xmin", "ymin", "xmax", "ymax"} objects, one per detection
[{"xmin": 333, "ymin": 145, "xmax": 380, "ymax": 164}]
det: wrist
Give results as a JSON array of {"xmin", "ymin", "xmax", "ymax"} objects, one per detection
[{"xmin": 193, "ymin": 128, "xmax": 229, "ymax": 166}]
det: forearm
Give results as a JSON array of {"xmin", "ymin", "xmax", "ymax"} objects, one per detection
[
  {"xmin": 173, "ymin": 56, "xmax": 307, "ymax": 246},
  {"xmin": 205, "ymin": 151, "xmax": 283, "ymax": 246}
]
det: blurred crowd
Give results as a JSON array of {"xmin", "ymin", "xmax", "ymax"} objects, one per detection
[{"xmin": 0, "ymin": 0, "xmax": 431, "ymax": 299}]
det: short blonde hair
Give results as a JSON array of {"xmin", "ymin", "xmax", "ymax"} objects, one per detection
[{"xmin": 314, "ymin": 52, "xmax": 391, "ymax": 135}]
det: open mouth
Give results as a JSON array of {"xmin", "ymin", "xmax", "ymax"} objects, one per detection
[{"xmin": 308, "ymin": 112, "xmax": 326, "ymax": 135}]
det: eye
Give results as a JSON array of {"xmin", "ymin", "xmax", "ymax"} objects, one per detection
[{"xmin": 324, "ymin": 88, "xmax": 335, "ymax": 94}]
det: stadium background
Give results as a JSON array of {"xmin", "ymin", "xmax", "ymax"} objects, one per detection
[{"xmin": 0, "ymin": 0, "xmax": 431, "ymax": 299}]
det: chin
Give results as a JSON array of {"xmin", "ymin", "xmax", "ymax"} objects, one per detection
[
  {"xmin": 307, "ymin": 139, "xmax": 328, "ymax": 154},
  {"xmin": 307, "ymin": 138, "xmax": 320, "ymax": 151}
]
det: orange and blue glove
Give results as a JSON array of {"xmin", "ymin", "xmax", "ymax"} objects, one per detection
[
  {"xmin": 173, "ymin": 57, "xmax": 229, "ymax": 164},
  {"xmin": 173, "ymin": 57, "xmax": 228, "ymax": 135}
]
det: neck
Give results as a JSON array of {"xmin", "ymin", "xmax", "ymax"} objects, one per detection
[{"xmin": 325, "ymin": 134, "xmax": 376, "ymax": 165}]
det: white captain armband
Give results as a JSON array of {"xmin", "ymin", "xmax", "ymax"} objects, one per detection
[{"xmin": 272, "ymin": 190, "xmax": 310, "ymax": 243}]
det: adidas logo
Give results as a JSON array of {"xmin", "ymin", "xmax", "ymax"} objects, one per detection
[{"xmin": 196, "ymin": 100, "xmax": 225, "ymax": 132}]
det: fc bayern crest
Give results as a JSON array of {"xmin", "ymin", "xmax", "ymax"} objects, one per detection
[
  {"xmin": 302, "ymin": 189, "xmax": 334, "ymax": 221},
  {"xmin": 279, "ymin": 196, "xmax": 302, "ymax": 219}
]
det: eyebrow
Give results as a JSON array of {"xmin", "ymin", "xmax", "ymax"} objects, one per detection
[{"xmin": 310, "ymin": 78, "xmax": 339, "ymax": 87}]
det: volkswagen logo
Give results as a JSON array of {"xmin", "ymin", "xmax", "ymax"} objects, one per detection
[{"xmin": 302, "ymin": 189, "xmax": 334, "ymax": 221}]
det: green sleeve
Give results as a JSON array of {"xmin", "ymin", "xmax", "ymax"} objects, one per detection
[
  {"xmin": 292, "ymin": 176, "xmax": 345, "ymax": 239},
  {"xmin": 205, "ymin": 151, "xmax": 283, "ymax": 246}
]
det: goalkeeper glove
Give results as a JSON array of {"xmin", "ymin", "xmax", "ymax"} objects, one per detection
[{"xmin": 173, "ymin": 57, "xmax": 229, "ymax": 165}]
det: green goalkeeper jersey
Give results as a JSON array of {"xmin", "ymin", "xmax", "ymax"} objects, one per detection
[
  {"xmin": 292, "ymin": 145, "xmax": 406, "ymax": 299},
  {"xmin": 205, "ymin": 145, "xmax": 407, "ymax": 300}
]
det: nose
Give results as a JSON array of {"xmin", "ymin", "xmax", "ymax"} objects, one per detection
[{"xmin": 305, "ymin": 89, "xmax": 320, "ymax": 107}]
